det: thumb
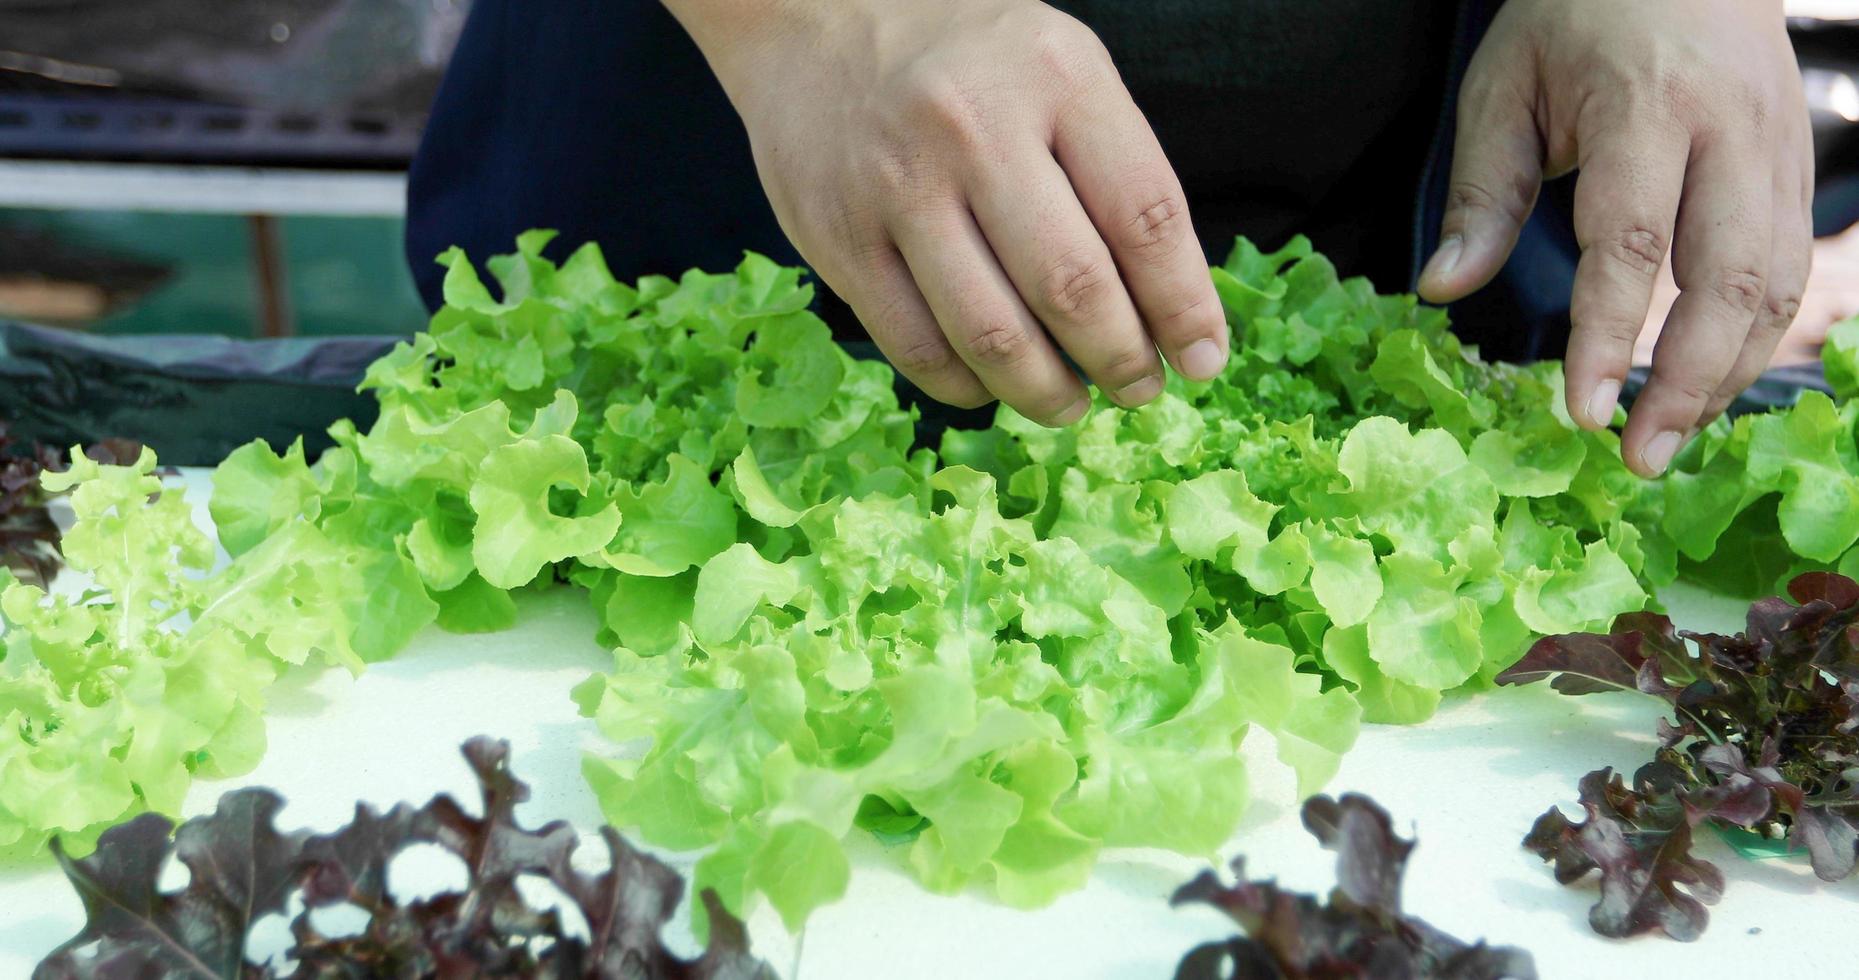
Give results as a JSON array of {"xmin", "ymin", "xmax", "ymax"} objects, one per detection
[{"xmin": 1419, "ymin": 66, "xmax": 1544, "ymax": 304}]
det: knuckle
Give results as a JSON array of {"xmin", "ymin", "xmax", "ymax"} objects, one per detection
[
  {"xmin": 1744, "ymin": 96, "xmax": 1769, "ymax": 138},
  {"xmin": 1640, "ymin": 57, "xmax": 1709, "ymax": 121},
  {"xmin": 1650, "ymin": 368, "xmax": 1724, "ymax": 406},
  {"xmin": 1023, "ymin": 388, "xmax": 1083, "ymax": 425},
  {"xmin": 1598, "ymin": 226, "xmax": 1669, "ymax": 278},
  {"xmin": 1652, "ymin": 66, "xmax": 1698, "ymax": 113},
  {"xmin": 902, "ymin": 75, "xmax": 989, "ymax": 150},
  {"xmin": 1456, "ymin": 70, "xmax": 1503, "ymax": 116},
  {"xmin": 890, "ymin": 332, "xmax": 958, "ymax": 376},
  {"xmin": 1094, "ymin": 345, "xmax": 1155, "ymax": 387},
  {"xmin": 887, "ymin": 193, "xmax": 963, "ymax": 229},
  {"xmin": 1762, "ymin": 292, "xmax": 1803, "ymax": 328},
  {"xmin": 1446, "ymin": 172, "xmax": 1534, "ymax": 226},
  {"xmin": 1650, "ymin": 57, "xmax": 1768, "ymax": 139},
  {"xmin": 1456, "ymin": 50, "xmax": 1529, "ymax": 121},
  {"xmin": 1444, "ymin": 181, "xmax": 1494, "ymax": 213},
  {"xmin": 1031, "ymin": 17, "xmax": 1110, "ymax": 85},
  {"xmin": 824, "ymin": 203, "xmax": 887, "ymax": 255},
  {"xmin": 1150, "ymin": 290, "xmax": 1224, "ymax": 340},
  {"xmin": 944, "ymin": 388, "xmax": 994, "ymax": 410},
  {"xmin": 1723, "ymin": 78, "xmax": 1769, "ymax": 136},
  {"xmin": 871, "ymin": 145, "xmax": 963, "ymax": 213},
  {"xmin": 871, "ymin": 150, "xmax": 916, "ymax": 198},
  {"xmin": 1571, "ymin": 306, "xmax": 1644, "ymax": 345},
  {"xmin": 963, "ymin": 318, "xmax": 1037, "ymax": 368},
  {"xmin": 1037, "ymin": 251, "xmax": 1112, "ymax": 319},
  {"xmin": 1118, "ymin": 193, "xmax": 1188, "ymax": 255},
  {"xmin": 1710, "ymin": 268, "xmax": 1767, "ymax": 314}
]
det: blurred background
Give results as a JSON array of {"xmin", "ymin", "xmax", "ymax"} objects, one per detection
[
  {"xmin": 0, "ymin": 0, "xmax": 1852, "ymax": 355},
  {"xmin": 0, "ymin": 0, "xmax": 464, "ymax": 339}
]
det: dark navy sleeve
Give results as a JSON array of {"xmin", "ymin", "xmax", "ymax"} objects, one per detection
[
  {"xmin": 403, "ymin": 0, "xmax": 799, "ymax": 311},
  {"xmin": 408, "ymin": 0, "xmax": 1558, "ymax": 366}
]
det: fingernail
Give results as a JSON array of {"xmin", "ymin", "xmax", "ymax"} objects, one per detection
[
  {"xmin": 1052, "ymin": 394, "xmax": 1090, "ymax": 426},
  {"xmin": 1177, "ymin": 338, "xmax": 1227, "ymax": 381},
  {"xmin": 1114, "ymin": 373, "xmax": 1164, "ymax": 406},
  {"xmin": 1641, "ymin": 430, "xmax": 1683, "ymax": 476},
  {"xmin": 1585, "ymin": 379, "xmax": 1621, "ymax": 428},
  {"xmin": 1421, "ymin": 235, "xmax": 1463, "ymax": 285}
]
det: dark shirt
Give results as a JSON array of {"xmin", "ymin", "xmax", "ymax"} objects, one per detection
[
  {"xmin": 1051, "ymin": 0, "xmax": 1454, "ymax": 285},
  {"xmin": 404, "ymin": 1, "xmax": 1598, "ymax": 367},
  {"xmin": 408, "ymin": 2, "xmax": 1454, "ymax": 302}
]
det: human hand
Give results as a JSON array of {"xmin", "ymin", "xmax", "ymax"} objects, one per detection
[
  {"xmin": 1418, "ymin": 0, "xmax": 1813, "ymax": 477},
  {"xmin": 664, "ymin": 0, "xmax": 1228, "ymax": 425}
]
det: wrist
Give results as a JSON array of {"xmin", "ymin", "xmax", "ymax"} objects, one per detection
[{"xmin": 660, "ymin": 0, "xmax": 810, "ymax": 94}]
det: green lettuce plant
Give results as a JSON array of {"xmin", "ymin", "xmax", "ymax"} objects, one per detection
[
  {"xmin": 4, "ymin": 232, "xmax": 1686, "ymax": 930},
  {"xmin": 1662, "ymin": 317, "xmax": 1859, "ymax": 597}
]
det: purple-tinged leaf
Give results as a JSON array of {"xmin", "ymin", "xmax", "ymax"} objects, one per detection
[
  {"xmin": 1684, "ymin": 745, "xmax": 1775, "ymax": 828},
  {"xmin": 1788, "ymin": 571, "xmax": 1859, "ymax": 608},
  {"xmin": 1300, "ymin": 792, "xmax": 1412, "ymax": 919},
  {"xmin": 1522, "ymin": 769, "xmax": 1723, "ymax": 942},
  {"xmin": 34, "ymin": 737, "xmax": 776, "ymax": 980},
  {"xmin": 0, "ymin": 423, "xmax": 64, "ymax": 589},
  {"xmin": 1792, "ymin": 806, "xmax": 1859, "ymax": 882},
  {"xmin": 1496, "ymin": 632, "xmax": 1647, "ymax": 695},
  {"xmin": 1496, "ymin": 612, "xmax": 1697, "ymax": 701},
  {"xmin": 1523, "ymin": 573, "xmax": 1859, "ymax": 940},
  {"xmin": 1175, "ymin": 795, "xmax": 1535, "ymax": 979}
]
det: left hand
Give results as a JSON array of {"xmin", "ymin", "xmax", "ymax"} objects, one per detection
[{"xmin": 1418, "ymin": 0, "xmax": 1814, "ymax": 478}]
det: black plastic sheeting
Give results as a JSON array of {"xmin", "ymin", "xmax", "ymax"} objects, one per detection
[
  {"xmin": 0, "ymin": 325, "xmax": 997, "ymax": 467},
  {"xmin": 0, "ymin": 321, "xmax": 1827, "ymax": 469},
  {"xmin": 1624, "ymin": 362, "xmax": 1832, "ymax": 422},
  {"xmin": 0, "ymin": 322, "xmax": 392, "ymax": 465}
]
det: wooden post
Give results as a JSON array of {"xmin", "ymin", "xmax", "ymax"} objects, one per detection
[{"xmin": 248, "ymin": 213, "xmax": 293, "ymax": 338}]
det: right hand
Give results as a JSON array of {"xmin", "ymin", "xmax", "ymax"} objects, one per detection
[{"xmin": 665, "ymin": 0, "xmax": 1229, "ymax": 425}]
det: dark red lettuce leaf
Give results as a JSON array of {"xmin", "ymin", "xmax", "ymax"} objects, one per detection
[
  {"xmin": 0, "ymin": 421, "xmax": 65, "ymax": 588},
  {"xmin": 1495, "ymin": 612, "xmax": 1695, "ymax": 700},
  {"xmin": 1520, "ymin": 768, "xmax": 1724, "ymax": 941},
  {"xmin": 32, "ymin": 793, "xmax": 306, "ymax": 979},
  {"xmin": 1172, "ymin": 794, "xmax": 1536, "ymax": 980},
  {"xmin": 1787, "ymin": 571, "xmax": 1859, "ymax": 607},
  {"xmin": 1503, "ymin": 572, "xmax": 1859, "ymax": 940},
  {"xmin": 1697, "ymin": 740, "xmax": 1859, "ymax": 882},
  {"xmin": 35, "ymin": 737, "xmax": 776, "ymax": 980}
]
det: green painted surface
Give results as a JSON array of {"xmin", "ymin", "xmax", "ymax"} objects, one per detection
[{"xmin": 0, "ymin": 209, "xmax": 429, "ymax": 337}]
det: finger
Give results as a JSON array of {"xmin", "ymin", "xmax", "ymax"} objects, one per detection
[
  {"xmin": 890, "ymin": 207, "xmax": 1089, "ymax": 426},
  {"xmin": 827, "ymin": 239, "xmax": 991, "ymax": 409},
  {"xmin": 1563, "ymin": 128, "xmax": 1689, "ymax": 430},
  {"xmin": 1701, "ymin": 164, "xmax": 1812, "ymax": 421},
  {"xmin": 1051, "ymin": 85, "xmax": 1228, "ymax": 381},
  {"xmin": 1418, "ymin": 54, "xmax": 1544, "ymax": 303},
  {"xmin": 969, "ymin": 145, "xmax": 1164, "ymax": 407},
  {"xmin": 1625, "ymin": 137, "xmax": 1773, "ymax": 477}
]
